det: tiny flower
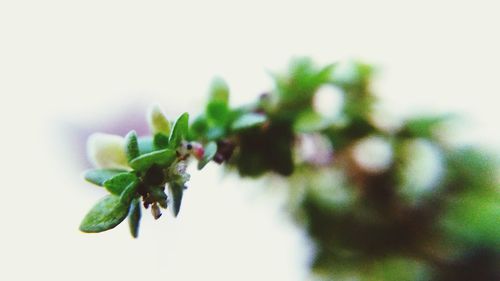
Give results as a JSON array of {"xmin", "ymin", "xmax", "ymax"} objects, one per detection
[{"xmin": 86, "ymin": 133, "xmax": 129, "ymax": 169}]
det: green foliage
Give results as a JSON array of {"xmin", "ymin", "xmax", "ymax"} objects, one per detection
[
  {"xmin": 128, "ymin": 198, "xmax": 141, "ymax": 238},
  {"xmin": 129, "ymin": 149, "xmax": 176, "ymax": 171},
  {"xmin": 168, "ymin": 182, "xmax": 184, "ymax": 217},
  {"xmin": 79, "ymin": 194, "xmax": 132, "ymax": 233},
  {"xmin": 103, "ymin": 172, "xmax": 138, "ymax": 195},
  {"xmin": 198, "ymin": 141, "xmax": 217, "ymax": 170},
  {"xmin": 79, "ymin": 57, "xmax": 499, "ymax": 281},
  {"xmin": 206, "ymin": 77, "xmax": 230, "ymax": 126},
  {"xmin": 124, "ymin": 130, "xmax": 140, "ymax": 161},
  {"xmin": 169, "ymin": 112, "xmax": 189, "ymax": 149},
  {"xmin": 84, "ymin": 169, "xmax": 127, "ymax": 186}
]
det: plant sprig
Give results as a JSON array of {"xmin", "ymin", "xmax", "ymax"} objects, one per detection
[{"xmin": 78, "ymin": 57, "xmax": 499, "ymax": 281}]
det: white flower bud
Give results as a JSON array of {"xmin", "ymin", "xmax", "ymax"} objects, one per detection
[{"xmin": 86, "ymin": 133, "xmax": 129, "ymax": 169}]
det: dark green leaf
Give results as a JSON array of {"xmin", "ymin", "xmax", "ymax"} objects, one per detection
[
  {"xmin": 168, "ymin": 182, "xmax": 184, "ymax": 217},
  {"xmin": 125, "ymin": 130, "xmax": 140, "ymax": 162},
  {"xmin": 120, "ymin": 179, "xmax": 139, "ymax": 205},
  {"xmin": 129, "ymin": 149, "xmax": 176, "ymax": 171},
  {"xmin": 84, "ymin": 169, "xmax": 127, "ymax": 186},
  {"xmin": 198, "ymin": 142, "xmax": 217, "ymax": 170},
  {"xmin": 169, "ymin": 112, "xmax": 189, "ymax": 149},
  {"xmin": 79, "ymin": 195, "xmax": 130, "ymax": 233},
  {"xmin": 153, "ymin": 132, "xmax": 169, "ymax": 149},
  {"xmin": 189, "ymin": 115, "xmax": 209, "ymax": 140},
  {"xmin": 128, "ymin": 198, "xmax": 141, "ymax": 238},
  {"xmin": 231, "ymin": 113, "xmax": 267, "ymax": 131},
  {"xmin": 103, "ymin": 172, "xmax": 138, "ymax": 195}
]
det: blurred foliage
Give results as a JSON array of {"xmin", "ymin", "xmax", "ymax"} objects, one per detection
[{"xmin": 80, "ymin": 58, "xmax": 499, "ymax": 280}]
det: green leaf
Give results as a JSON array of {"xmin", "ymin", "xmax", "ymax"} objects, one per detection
[
  {"xmin": 120, "ymin": 179, "xmax": 139, "ymax": 205},
  {"xmin": 169, "ymin": 112, "xmax": 189, "ymax": 149},
  {"xmin": 79, "ymin": 195, "xmax": 130, "ymax": 233},
  {"xmin": 128, "ymin": 198, "xmax": 141, "ymax": 238},
  {"xmin": 103, "ymin": 172, "xmax": 138, "ymax": 195},
  {"xmin": 189, "ymin": 115, "xmax": 209, "ymax": 140},
  {"xmin": 129, "ymin": 149, "xmax": 176, "ymax": 171},
  {"xmin": 206, "ymin": 77, "xmax": 230, "ymax": 125},
  {"xmin": 168, "ymin": 182, "xmax": 184, "ymax": 217},
  {"xmin": 206, "ymin": 102, "xmax": 230, "ymax": 125},
  {"xmin": 124, "ymin": 130, "xmax": 140, "ymax": 162},
  {"xmin": 209, "ymin": 77, "xmax": 229, "ymax": 104},
  {"xmin": 198, "ymin": 141, "xmax": 217, "ymax": 170},
  {"xmin": 402, "ymin": 114, "xmax": 455, "ymax": 139},
  {"xmin": 231, "ymin": 113, "xmax": 267, "ymax": 131},
  {"xmin": 294, "ymin": 110, "xmax": 333, "ymax": 133},
  {"xmin": 147, "ymin": 104, "xmax": 171, "ymax": 134},
  {"xmin": 84, "ymin": 169, "xmax": 127, "ymax": 186},
  {"xmin": 138, "ymin": 136, "xmax": 154, "ymax": 155},
  {"xmin": 153, "ymin": 132, "xmax": 169, "ymax": 149}
]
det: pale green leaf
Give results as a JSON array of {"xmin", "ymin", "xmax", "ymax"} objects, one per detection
[
  {"xmin": 231, "ymin": 113, "xmax": 267, "ymax": 131},
  {"xmin": 79, "ymin": 195, "xmax": 130, "ymax": 233},
  {"xmin": 84, "ymin": 169, "xmax": 127, "ymax": 186},
  {"xmin": 198, "ymin": 142, "xmax": 217, "ymax": 170}
]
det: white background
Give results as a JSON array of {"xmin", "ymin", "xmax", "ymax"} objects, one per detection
[{"xmin": 1, "ymin": 1, "xmax": 499, "ymax": 280}]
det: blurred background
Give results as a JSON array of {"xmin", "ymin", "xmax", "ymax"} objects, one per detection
[{"xmin": 0, "ymin": 1, "xmax": 499, "ymax": 280}]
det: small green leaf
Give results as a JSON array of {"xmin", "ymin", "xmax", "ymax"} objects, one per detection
[
  {"xmin": 120, "ymin": 179, "xmax": 139, "ymax": 205},
  {"xmin": 129, "ymin": 149, "xmax": 176, "ymax": 171},
  {"xmin": 198, "ymin": 142, "xmax": 217, "ymax": 170},
  {"xmin": 153, "ymin": 133, "xmax": 169, "ymax": 149},
  {"xmin": 206, "ymin": 78, "xmax": 230, "ymax": 125},
  {"xmin": 189, "ymin": 115, "xmax": 209, "ymax": 140},
  {"xmin": 169, "ymin": 112, "xmax": 189, "ymax": 149},
  {"xmin": 103, "ymin": 172, "xmax": 138, "ymax": 195},
  {"xmin": 124, "ymin": 130, "xmax": 140, "ymax": 162},
  {"xmin": 84, "ymin": 169, "xmax": 127, "ymax": 186},
  {"xmin": 79, "ymin": 195, "xmax": 130, "ymax": 233},
  {"xmin": 209, "ymin": 77, "xmax": 229, "ymax": 104},
  {"xmin": 128, "ymin": 198, "xmax": 141, "ymax": 238},
  {"xmin": 168, "ymin": 182, "xmax": 184, "ymax": 217},
  {"xmin": 147, "ymin": 104, "xmax": 171, "ymax": 135},
  {"xmin": 138, "ymin": 136, "xmax": 154, "ymax": 155},
  {"xmin": 231, "ymin": 113, "xmax": 267, "ymax": 131}
]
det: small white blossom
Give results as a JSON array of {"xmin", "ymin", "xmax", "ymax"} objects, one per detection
[{"xmin": 86, "ymin": 133, "xmax": 129, "ymax": 169}]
